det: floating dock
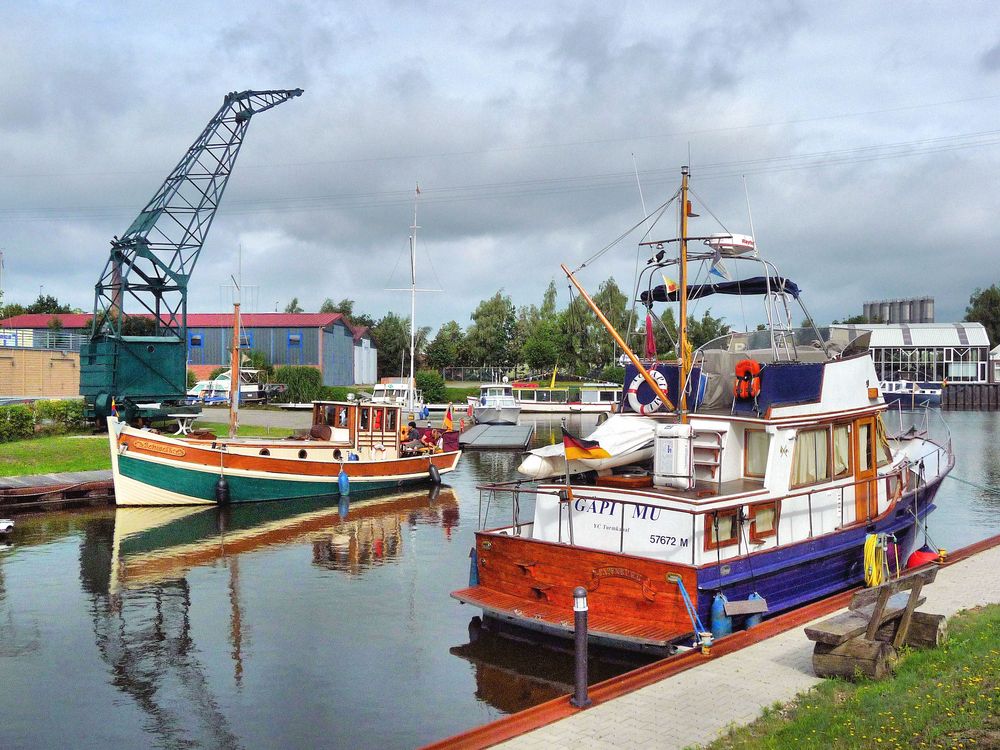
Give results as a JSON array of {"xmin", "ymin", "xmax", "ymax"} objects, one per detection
[
  {"xmin": 0, "ymin": 470, "xmax": 114, "ymax": 512},
  {"xmin": 459, "ymin": 424, "xmax": 534, "ymax": 450}
]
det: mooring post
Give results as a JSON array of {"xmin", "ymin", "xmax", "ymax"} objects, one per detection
[{"xmin": 570, "ymin": 586, "xmax": 592, "ymax": 708}]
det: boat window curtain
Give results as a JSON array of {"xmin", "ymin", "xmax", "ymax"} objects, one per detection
[
  {"xmin": 833, "ymin": 424, "xmax": 851, "ymax": 478},
  {"xmin": 875, "ymin": 415, "xmax": 892, "ymax": 467},
  {"xmin": 709, "ymin": 512, "xmax": 738, "ymax": 545},
  {"xmin": 752, "ymin": 503, "xmax": 777, "ymax": 536},
  {"xmin": 791, "ymin": 428, "xmax": 829, "ymax": 486},
  {"xmin": 858, "ymin": 423, "xmax": 872, "ymax": 472},
  {"xmin": 745, "ymin": 430, "xmax": 770, "ymax": 477}
]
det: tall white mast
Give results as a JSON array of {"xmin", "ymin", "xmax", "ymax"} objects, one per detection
[{"xmin": 408, "ymin": 188, "xmax": 419, "ymax": 415}]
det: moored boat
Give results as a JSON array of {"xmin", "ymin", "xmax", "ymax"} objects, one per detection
[
  {"xmin": 452, "ymin": 167, "xmax": 954, "ymax": 654},
  {"xmin": 108, "ymin": 400, "xmax": 461, "ymax": 506},
  {"xmin": 470, "ymin": 383, "xmax": 521, "ymax": 425}
]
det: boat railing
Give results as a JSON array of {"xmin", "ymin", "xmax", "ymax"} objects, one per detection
[
  {"xmin": 884, "ymin": 400, "xmax": 954, "ymax": 468},
  {"xmin": 475, "ymin": 462, "xmax": 921, "ymax": 565}
]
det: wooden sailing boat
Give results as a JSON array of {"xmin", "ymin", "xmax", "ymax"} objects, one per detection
[{"xmin": 452, "ymin": 167, "xmax": 954, "ymax": 653}]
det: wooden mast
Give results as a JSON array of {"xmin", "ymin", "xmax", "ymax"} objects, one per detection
[
  {"xmin": 561, "ymin": 263, "xmax": 675, "ymax": 411},
  {"xmin": 229, "ymin": 301, "xmax": 240, "ymax": 438}
]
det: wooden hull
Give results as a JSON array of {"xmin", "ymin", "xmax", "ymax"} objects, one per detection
[{"xmin": 108, "ymin": 419, "xmax": 461, "ymax": 506}]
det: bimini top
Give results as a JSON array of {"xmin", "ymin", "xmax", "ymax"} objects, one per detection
[{"xmin": 641, "ymin": 276, "xmax": 801, "ymax": 304}]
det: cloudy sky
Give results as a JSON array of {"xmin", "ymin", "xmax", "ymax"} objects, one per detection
[{"xmin": 1, "ymin": 1, "xmax": 998, "ymax": 336}]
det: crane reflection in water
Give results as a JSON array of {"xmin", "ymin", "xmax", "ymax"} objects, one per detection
[{"xmin": 77, "ymin": 487, "xmax": 458, "ymax": 748}]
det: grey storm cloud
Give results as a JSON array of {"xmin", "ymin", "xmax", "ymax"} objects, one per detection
[{"xmin": 0, "ymin": 0, "xmax": 998, "ymax": 336}]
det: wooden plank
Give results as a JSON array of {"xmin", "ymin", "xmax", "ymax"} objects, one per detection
[
  {"xmin": 724, "ymin": 598, "xmax": 769, "ymax": 616},
  {"xmin": 891, "ymin": 579, "xmax": 924, "ymax": 649},
  {"xmin": 805, "ymin": 593, "xmax": 926, "ymax": 645},
  {"xmin": 848, "ymin": 566, "xmax": 938, "ymax": 610}
]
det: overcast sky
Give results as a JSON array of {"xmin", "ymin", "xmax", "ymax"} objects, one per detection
[{"xmin": 1, "ymin": 1, "xmax": 998, "ymax": 336}]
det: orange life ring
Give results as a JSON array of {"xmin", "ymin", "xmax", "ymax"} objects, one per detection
[{"xmin": 733, "ymin": 359, "xmax": 762, "ymax": 400}]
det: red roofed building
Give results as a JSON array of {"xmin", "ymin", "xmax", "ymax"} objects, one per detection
[{"xmin": 1, "ymin": 312, "xmax": 377, "ymax": 386}]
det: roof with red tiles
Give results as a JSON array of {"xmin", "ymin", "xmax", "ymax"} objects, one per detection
[{"xmin": 1, "ymin": 312, "xmax": 352, "ymax": 330}]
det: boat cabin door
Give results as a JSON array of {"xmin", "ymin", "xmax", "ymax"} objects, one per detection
[{"xmin": 854, "ymin": 416, "xmax": 878, "ymax": 522}]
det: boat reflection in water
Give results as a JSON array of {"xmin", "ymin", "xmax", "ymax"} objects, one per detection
[
  {"xmin": 109, "ymin": 486, "xmax": 458, "ymax": 591},
  {"xmin": 450, "ymin": 615, "xmax": 654, "ymax": 714},
  {"xmin": 82, "ymin": 487, "xmax": 457, "ymax": 748}
]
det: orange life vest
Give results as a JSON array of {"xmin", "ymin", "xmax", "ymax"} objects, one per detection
[{"xmin": 733, "ymin": 359, "xmax": 762, "ymax": 399}]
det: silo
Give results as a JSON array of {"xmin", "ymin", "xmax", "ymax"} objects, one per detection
[
  {"xmin": 898, "ymin": 299, "xmax": 911, "ymax": 324},
  {"xmin": 921, "ymin": 296, "xmax": 935, "ymax": 323},
  {"xmin": 879, "ymin": 301, "xmax": 891, "ymax": 323},
  {"xmin": 889, "ymin": 300, "xmax": 901, "ymax": 324}
]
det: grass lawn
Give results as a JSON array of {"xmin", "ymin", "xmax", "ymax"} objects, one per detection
[
  {"xmin": 0, "ymin": 434, "xmax": 111, "ymax": 476},
  {"xmin": 0, "ymin": 421, "xmax": 296, "ymax": 477},
  {"xmin": 703, "ymin": 605, "xmax": 1000, "ymax": 750}
]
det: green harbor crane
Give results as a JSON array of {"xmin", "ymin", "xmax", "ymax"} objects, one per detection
[{"xmin": 80, "ymin": 89, "xmax": 303, "ymax": 423}]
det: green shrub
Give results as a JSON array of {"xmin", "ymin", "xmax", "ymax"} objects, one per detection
[
  {"xmin": 416, "ymin": 370, "xmax": 447, "ymax": 403},
  {"xmin": 32, "ymin": 399, "xmax": 86, "ymax": 434},
  {"xmin": 0, "ymin": 405, "xmax": 35, "ymax": 442},
  {"xmin": 208, "ymin": 366, "xmax": 228, "ymax": 380},
  {"xmin": 187, "ymin": 369, "xmax": 198, "ymax": 389},
  {"xmin": 274, "ymin": 366, "xmax": 324, "ymax": 403},
  {"xmin": 600, "ymin": 365, "xmax": 625, "ymax": 385}
]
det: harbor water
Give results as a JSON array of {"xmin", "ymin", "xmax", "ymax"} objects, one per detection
[{"xmin": 0, "ymin": 411, "xmax": 998, "ymax": 748}]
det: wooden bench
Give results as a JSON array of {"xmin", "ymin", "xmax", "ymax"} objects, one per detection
[{"xmin": 804, "ymin": 566, "xmax": 946, "ymax": 679}]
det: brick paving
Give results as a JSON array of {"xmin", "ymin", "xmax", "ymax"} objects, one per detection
[{"xmin": 497, "ymin": 545, "xmax": 1000, "ymax": 749}]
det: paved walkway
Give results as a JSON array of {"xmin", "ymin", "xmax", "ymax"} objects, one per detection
[{"xmin": 498, "ymin": 545, "xmax": 1000, "ymax": 750}]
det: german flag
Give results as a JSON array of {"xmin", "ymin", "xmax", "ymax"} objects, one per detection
[{"xmin": 562, "ymin": 427, "xmax": 611, "ymax": 460}]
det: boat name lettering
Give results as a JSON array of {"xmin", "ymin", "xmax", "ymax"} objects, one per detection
[
  {"xmin": 588, "ymin": 567, "xmax": 657, "ymax": 601},
  {"xmin": 573, "ymin": 499, "xmax": 661, "ymax": 521},
  {"xmin": 131, "ymin": 439, "xmax": 186, "ymax": 457}
]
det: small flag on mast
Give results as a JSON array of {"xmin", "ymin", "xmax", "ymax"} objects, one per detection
[
  {"xmin": 660, "ymin": 274, "xmax": 678, "ymax": 293},
  {"xmin": 443, "ymin": 403, "xmax": 453, "ymax": 431},
  {"xmin": 562, "ymin": 427, "xmax": 611, "ymax": 461}
]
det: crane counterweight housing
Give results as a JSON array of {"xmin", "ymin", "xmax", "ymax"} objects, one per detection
[{"xmin": 80, "ymin": 89, "xmax": 303, "ymax": 423}]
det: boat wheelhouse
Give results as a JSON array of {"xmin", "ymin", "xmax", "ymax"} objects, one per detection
[
  {"xmin": 108, "ymin": 399, "xmax": 461, "ymax": 506},
  {"xmin": 452, "ymin": 167, "xmax": 953, "ymax": 654}
]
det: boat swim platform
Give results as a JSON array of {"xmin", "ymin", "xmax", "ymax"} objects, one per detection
[
  {"xmin": 0, "ymin": 470, "xmax": 114, "ymax": 512},
  {"xmin": 426, "ymin": 533, "xmax": 1000, "ymax": 750},
  {"xmin": 459, "ymin": 424, "xmax": 535, "ymax": 450}
]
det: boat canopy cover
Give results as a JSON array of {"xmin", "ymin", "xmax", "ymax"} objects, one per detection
[{"xmin": 640, "ymin": 276, "xmax": 801, "ymax": 304}]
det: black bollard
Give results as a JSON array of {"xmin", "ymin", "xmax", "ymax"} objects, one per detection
[{"xmin": 570, "ymin": 586, "xmax": 592, "ymax": 708}]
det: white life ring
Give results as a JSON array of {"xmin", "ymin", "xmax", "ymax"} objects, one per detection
[{"xmin": 627, "ymin": 370, "xmax": 669, "ymax": 415}]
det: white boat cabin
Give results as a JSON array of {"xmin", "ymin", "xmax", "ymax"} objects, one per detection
[{"xmin": 504, "ymin": 329, "xmax": 950, "ymax": 569}]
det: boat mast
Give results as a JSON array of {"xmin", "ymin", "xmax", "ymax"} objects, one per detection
[
  {"xmin": 561, "ymin": 264, "xmax": 675, "ymax": 411},
  {"xmin": 408, "ymin": 192, "xmax": 419, "ymax": 415},
  {"xmin": 679, "ymin": 166, "xmax": 691, "ymax": 423},
  {"xmin": 229, "ymin": 300, "xmax": 240, "ymax": 438}
]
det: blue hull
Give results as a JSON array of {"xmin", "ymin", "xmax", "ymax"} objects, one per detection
[{"xmin": 694, "ymin": 473, "xmax": 946, "ymax": 627}]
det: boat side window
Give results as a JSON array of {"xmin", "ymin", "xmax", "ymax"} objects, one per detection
[
  {"xmin": 749, "ymin": 501, "xmax": 779, "ymax": 542},
  {"xmin": 858, "ymin": 422, "xmax": 872, "ymax": 473},
  {"xmin": 832, "ymin": 423, "xmax": 852, "ymax": 479},
  {"xmin": 744, "ymin": 429, "xmax": 770, "ymax": 478},
  {"xmin": 790, "ymin": 428, "xmax": 830, "ymax": 487},
  {"xmin": 385, "ymin": 409, "xmax": 397, "ymax": 432},
  {"xmin": 600, "ymin": 390, "xmax": 618, "ymax": 402},
  {"xmin": 538, "ymin": 391, "xmax": 550, "ymax": 403},
  {"xmin": 360, "ymin": 407, "xmax": 370, "ymax": 431},
  {"xmin": 704, "ymin": 510, "xmax": 740, "ymax": 551},
  {"xmin": 373, "ymin": 408, "xmax": 383, "ymax": 431},
  {"xmin": 324, "ymin": 406, "xmax": 337, "ymax": 426}
]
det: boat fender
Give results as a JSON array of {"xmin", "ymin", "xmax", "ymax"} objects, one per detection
[
  {"xmin": 215, "ymin": 475, "xmax": 231, "ymax": 504},
  {"xmin": 906, "ymin": 544, "xmax": 939, "ymax": 569},
  {"xmin": 626, "ymin": 369, "xmax": 669, "ymax": 415},
  {"xmin": 429, "ymin": 463, "xmax": 442, "ymax": 485},
  {"xmin": 468, "ymin": 546, "xmax": 480, "ymax": 586},
  {"xmin": 338, "ymin": 467, "xmax": 350, "ymax": 495},
  {"xmin": 710, "ymin": 593, "xmax": 733, "ymax": 638},
  {"xmin": 745, "ymin": 592, "xmax": 765, "ymax": 628},
  {"xmin": 733, "ymin": 359, "xmax": 762, "ymax": 400}
]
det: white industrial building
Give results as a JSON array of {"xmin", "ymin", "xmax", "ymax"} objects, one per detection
[{"xmin": 841, "ymin": 322, "xmax": 991, "ymax": 384}]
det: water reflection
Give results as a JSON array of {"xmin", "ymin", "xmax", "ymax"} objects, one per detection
[
  {"xmin": 80, "ymin": 488, "xmax": 457, "ymax": 750},
  {"xmin": 450, "ymin": 616, "xmax": 653, "ymax": 714}
]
